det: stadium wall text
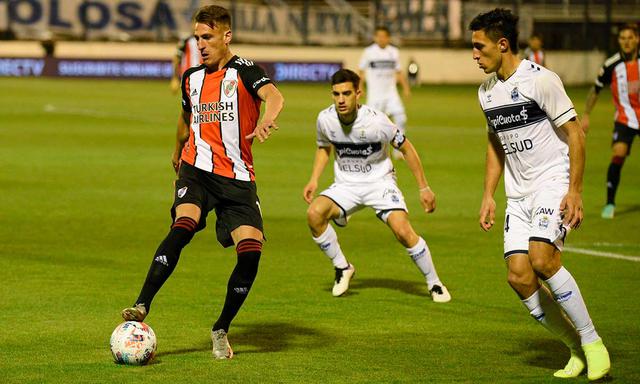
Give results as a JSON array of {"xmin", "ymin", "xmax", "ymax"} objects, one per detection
[
  {"xmin": 0, "ymin": 0, "xmax": 461, "ymax": 44},
  {"xmin": 0, "ymin": 56, "xmax": 342, "ymax": 82}
]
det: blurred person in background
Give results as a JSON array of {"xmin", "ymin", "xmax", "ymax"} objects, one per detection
[
  {"xmin": 581, "ymin": 23, "xmax": 639, "ymax": 219},
  {"xmin": 359, "ymin": 26, "xmax": 411, "ymax": 159},
  {"xmin": 523, "ymin": 32, "xmax": 546, "ymax": 67},
  {"xmin": 170, "ymin": 35, "xmax": 201, "ymax": 94}
]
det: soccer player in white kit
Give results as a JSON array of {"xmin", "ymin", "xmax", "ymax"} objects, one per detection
[
  {"xmin": 470, "ymin": 9, "xmax": 610, "ymax": 380},
  {"xmin": 303, "ymin": 69, "xmax": 450, "ymax": 303},
  {"xmin": 359, "ymin": 26, "xmax": 411, "ymax": 159}
]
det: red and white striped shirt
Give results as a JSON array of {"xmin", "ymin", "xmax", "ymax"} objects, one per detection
[
  {"xmin": 595, "ymin": 50, "xmax": 640, "ymax": 129},
  {"xmin": 180, "ymin": 56, "xmax": 273, "ymax": 181},
  {"xmin": 177, "ymin": 37, "xmax": 201, "ymax": 77}
]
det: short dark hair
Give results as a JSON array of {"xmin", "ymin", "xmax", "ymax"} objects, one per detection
[
  {"xmin": 469, "ymin": 8, "xmax": 519, "ymax": 54},
  {"xmin": 331, "ymin": 69, "xmax": 360, "ymax": 90},
  {"xmin": 194, "ymin": 5, "xmax": 231, "ymax": 29},
  {"xmin": 619, "ymin": 23, "xmax": 638, "ymax": 36},
  {"xmin": 374, "ymin": 25, "xmax": 390, "ymax": 36}
]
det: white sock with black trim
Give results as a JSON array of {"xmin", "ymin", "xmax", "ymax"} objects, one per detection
[
  {"xmin": 406, "ymin": 237, "xmax": 441, "ymax": 290},
  {"xmin": 312, "ymin": 225, "xmax": 349, "ymax": 269},
  {"xmin": 546, "ymin": 267, "xmax": 600, "ymax": 345}
]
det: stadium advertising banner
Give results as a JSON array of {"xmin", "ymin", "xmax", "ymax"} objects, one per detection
[
  {"xmin": 1, "ymin": 0, "xmax": 461, "ymax": 44},
  {"xmin": 0, "ymin": 56, "xmax": 341, "ymax": 82},
  {"xmin": 1, "ymin": 0, "xmax": 359, "ymax": 44}
]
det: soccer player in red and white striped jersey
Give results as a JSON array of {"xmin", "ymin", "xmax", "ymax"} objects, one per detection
[
  {"xmin": 122, "ymin": 4, "xmax": 284, "ymax": 360},
  {"xmin": 582, "ymin": 23, "xmax": 639, "ymax": 219},
  {"xmin": 170, "ymin": 36, "xmax": 202, "ymax": 94}
]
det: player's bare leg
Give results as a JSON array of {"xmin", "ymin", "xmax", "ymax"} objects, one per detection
[
  {"xmin": 386, "ymin": 211, "xmax": 450, "ymax": 302},
  {"xmin": 307, "ymin": 196, "xmax": 354, "ymax": 296},
  {"xmin": 122, "ymin": 203, "xmax": 201, "ymax": 321},
  {"xmin": 529, "ymin": 242, "xmax": 610, "ymax": 380}
]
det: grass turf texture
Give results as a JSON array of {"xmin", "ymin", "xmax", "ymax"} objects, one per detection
[{"xmin": 0, "ymin": 78, "xmax": 638, "ymax": 383}]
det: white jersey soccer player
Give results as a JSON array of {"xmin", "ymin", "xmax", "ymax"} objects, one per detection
[
  {"xmin": 358, "ymin": 26, "xmax": 410, "ymax": 135},
  {"xmin": 304, "ymin": 69, "xmax": 450, "ymax": 303},
  {"xmin": 472, "ymin": 9, "xmax": 610, "ymax": 381}
]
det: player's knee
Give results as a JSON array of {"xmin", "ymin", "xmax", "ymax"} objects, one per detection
[
  {"xmin": 306, "ymin": 204, "xmax": 330, "ymax": 230},
  {"xmin": 507, "ymin": 269, "xmax": 535, "ymax": 292},
  {"xmin": 166, "ymin": 216, "xmax": 198, "ymax": 249},
  {"xmin": 530, "ymin": 257, "xmax": 560, "ymax": 279}
]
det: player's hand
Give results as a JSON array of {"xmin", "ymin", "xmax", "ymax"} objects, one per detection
[
  {"xmin": 419, "ymin": 187, "xmax": 436, "ymax": 213},
  {"xmin": 170, "ymin": 77, "xmax": 180, "ymax": 94},
  {"xmin": 479, "ymin": 196, "xmax": 496, "ymax": 231},
  {"xmin": 303, "ymin": 181, "xmax": 317, "ymax": 204},
  {"xmin": 560, "ymin": 191, "xmax": 583, "ymax": 230},
  {"xmin": 580, "ymin": 115, "xmax": 590, "ymax": 134},
  {"xmin": 246, "ymin": 119, "xmax": 278, "ymax": 143},
  {"xmin": 171, "ymin": 151, "xmax": 181, "ymax": 174}
]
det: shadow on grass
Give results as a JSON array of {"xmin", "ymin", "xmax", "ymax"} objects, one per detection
[
  {"xmin": 615, "ymin": 204, "xmax": 640, "ymax": 217},
  {"xmin": 231, "ymin": 321, "xmax": 332, "ymax": 354},
  {"xmin": 349, "ymin": 277, "xmax": 426, "ymax": 297},
  {"xmin": 155, "ymin": 321, "xmax": 332, "ymax": 358},
  {"xmin": 520, "ymin": 338, "xmax": 569, "ymax": 370}
]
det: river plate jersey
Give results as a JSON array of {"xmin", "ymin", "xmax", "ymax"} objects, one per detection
[
  {"xmin": 594, "ymin": 50, "xmax": 640, "ymax": 129},
  {"xmin": 316, "ymin": 104, "xmax": 405, "ymax": 184},
  {"xmin": 478, "ymin": 59, "xmax": 577, "ymax": 199},
  {"xmin": 359, "ymin": 43, "xmax": 401, "ymax": 98},
  {"xmin": 180, "ymin": 56, "xmax": 272, "ymax": 181}
]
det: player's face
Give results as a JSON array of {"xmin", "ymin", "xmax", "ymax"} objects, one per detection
[
  {"xmin": 528, "ymin": 36, "xmax": 542, "ymax": 51},
  {"xmin": 472, "ymin": 30, "xmax": 503, "ymax": 74},
  {"xmin": 194, "ymin": 22, "xmax": 232, "ymax": 70},
  {"xmin": 618, "ymin": 29, "xmax": 639, "ymax": 56},
  {"xmin": 332, "ymin": 82, "xmax": 361, "ymax": 120},
  {"xmin": 374, "ymin": 30, "xmax": 391, "ymax": 48}
]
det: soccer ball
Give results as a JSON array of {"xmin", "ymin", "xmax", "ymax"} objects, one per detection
[{"xmin": 110, "ymin": 321, "xmax": 157, "ymax": 365}]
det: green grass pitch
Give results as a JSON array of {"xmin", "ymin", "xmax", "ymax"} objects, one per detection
[{"xmin": 0, "ymin": 78, "xmax": 638, "ymax": 383}]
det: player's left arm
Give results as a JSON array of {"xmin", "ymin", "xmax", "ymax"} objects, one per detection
[
  {"xmin": 559, "ymin": 117, "xmax": 585, "ymax": 229},
  {"xmin": 396, "ymin": 70, "xmax": 411, "ymax": 99},
  {"xmin": 398, "ymin": 138, "xmax": 435, "ymax": 213},
  {"xmin": 247, "ymin": 84, "xmax": 284, "ymax": 143}
]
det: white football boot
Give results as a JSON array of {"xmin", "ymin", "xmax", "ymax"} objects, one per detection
[
  {"xmin": 429, "ymin": 284, "xmax": 451, "ymax": 303},
  {"xmin": 332, "ymin": 264, "xmax": 355, "ymax": 297},
  {"xmin": 211, "ymin": 329, "xmax": 234, "ymax": 360}
]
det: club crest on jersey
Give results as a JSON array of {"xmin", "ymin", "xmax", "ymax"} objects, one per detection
[
  {"xmin": 511, "ymin": 87, "xmax": 519, "ymax": 101},
  {"xmin": 223, "ymin": 80, "xmax": 237, "ymax": 97},
  {"xmin": 358, "ymin": 129, "xmax": 367, "ymax": 140}
]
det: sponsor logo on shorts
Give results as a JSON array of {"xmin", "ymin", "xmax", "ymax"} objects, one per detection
[
  {"xmin": 391, "ymin": 195, "xmax": 400, "ymax": 203},
  {"xmin": 177, "ymin": 186, "xmax": 188, "ymax": 198},
  {"xmin": 538, "ymin": 215, "xmax": 549, "ymax": 229},
  {"xmin": 556, "ymin": 291, "xmax": 573, "ymax": 303}
]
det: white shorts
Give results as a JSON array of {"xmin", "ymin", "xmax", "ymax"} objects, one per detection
[
  {"xmin": 367, "ymin": 94, "xmax": 405, "ymax": 117},
  {"xmin": 320, "ymin": 180, "xmax": 408, "ymax": 226},
  {"xmin": 503, "ymin": 183, "xmax": 570, "ymax": 258}
]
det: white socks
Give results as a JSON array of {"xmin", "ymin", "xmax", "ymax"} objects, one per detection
[
  {"xmin": 546, "ymin": 267, "xmax": 600, "ymax": 345},
  {"xmin": 407, "ymin": 237, "xmax": 441, "ymax": 290},
  {"xmin": 522, "ymin": 286, "xmax": 581, "ymax": 351},
  {"xmin": 312, "ymin": 225, "xmax": 348, "ymax": 269}
]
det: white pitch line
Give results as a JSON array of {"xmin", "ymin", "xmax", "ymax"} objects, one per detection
[{"xmin": 564, "ymin": 246, "xmax": 640, "ymax": 262}]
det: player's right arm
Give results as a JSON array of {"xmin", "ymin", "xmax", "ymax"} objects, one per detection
[
  {"xmin": 303, "ymin": 146, "xmax": 331, "ymax": 204},
  {"xmin": 479, "ymin": 132, "xmax": 504, "ymax": 231},
  {"xmin": 580, "ymin": 86, "xmax": 599, "ymax": 134},
  {"xmin": 172, "ymin": 110, "xmax": 190, "ymax": 173}
]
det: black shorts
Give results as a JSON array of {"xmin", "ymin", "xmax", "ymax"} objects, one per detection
[
  {"xmin": 171, "ymin": 162, "xmax": 263, "ymax": 248},
  {"xmin": 612, "ymin": 122, "xmax": 640, "ymax": 154}
]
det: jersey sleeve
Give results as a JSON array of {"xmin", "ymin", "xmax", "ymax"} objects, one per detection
[
  {"xmin": 237, "ymin": 62, "xmax": 273, "ymax": 99},
  {"xmin": 378, "ymin": 113, "xmax": 406, "ymax": 149},
  {"xmin": 181, "ymin": 70, "xmax": 191, "ymax": 112},
  {"xmin": 533, "ymin": 71, "xmax": 577, "ymax": 127},
  {"xmin": 594, "ymin": 62, "xmax": 613, "ymax": 94},
  {"xmin": 358, "ymin": 50, "xmax": 369, "ymax": 71},
  {"xmin": 316, "ymin": 114, "xmax": 331, "ymax": 148}
]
